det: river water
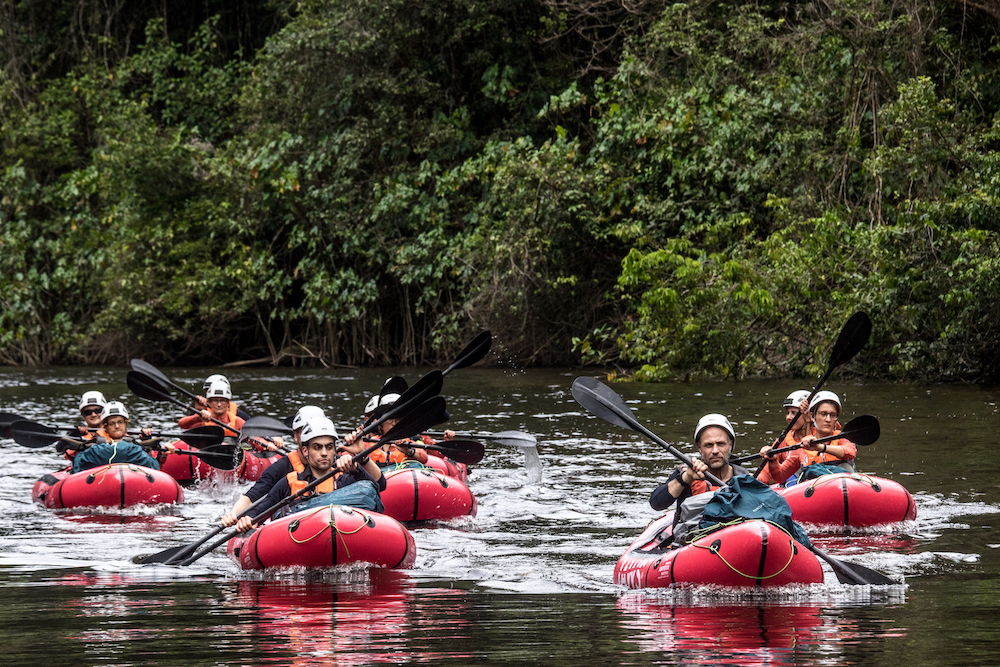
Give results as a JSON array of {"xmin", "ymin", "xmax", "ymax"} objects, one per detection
[{"xmin": 0, "ymin": 366, "xmax": 997, "ymax": 665}]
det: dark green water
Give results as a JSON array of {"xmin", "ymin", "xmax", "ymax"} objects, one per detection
[{"xmin": 0, "ymin": 367, "xmax": 997, "ymax": 665}]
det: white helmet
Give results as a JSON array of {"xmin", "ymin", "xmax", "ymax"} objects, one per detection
[
  {"xmin": 101, "ymin": 401, "xmax": 130, "ymax": 423},
  {"xmin": 364, "ymin": 395, "xmax": 379, "ymax": 415},
  {"xmin": 371, "ymin": 392, "xmax": 400, "ymax": 419},
  {"xmin": 809, "ymin": 391, "xmax": 841, "ymax": 414},
  {"xmin": 292, "ymin": 405, "xmax": 326, "ymax": 431},
  {"xmin": 205, "ymin": 380, "xmax": 232, "ymax": 400},
  {"xmin": 300, "ymin": 416, "xmax": 338, "ymax": 443},
  {"xmin": 79, "ymin": 391, "xmax": 107, "ymax": 412},
  {"xmin": 783, "ymin": 390, "xmax": 811, "ymax": 409},
  {"xmin": 694, "ymin": 413, "xmax": 735, "ymax": 444},
  {"xmin": 203, "ymin": 374, "xmax": 230, "ymax": 392}
]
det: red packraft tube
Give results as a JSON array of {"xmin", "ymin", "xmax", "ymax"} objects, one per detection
[
  {"xmin": 424, "ymin": 454, "xmax": 468, "ymax": 482},
  {"xmin": 614, "ymin": 513, "xmax": 823, "ymax": 589},
  {"xmin": 379, "ymin": 467, "xmax": 477, "ymax": 523},
  {"xmin": 777, "ymin": 473, "xmax": 916, "ymax": 528},
  {"xmin": 31, "ymin": 464, "xmax": 184, "ymax": 509},
  {"xmin": 227, "ymin": 505, "xmax": 416, "ymax": 570}
]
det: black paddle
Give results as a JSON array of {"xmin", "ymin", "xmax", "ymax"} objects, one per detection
[
  {"xmin": 127, "ymin": 370, "xmax": 242, "ymax": 436},
  {"xmin": 10, "ymin": 421, "xmax": 85, "ymax": 449},
  {"xmin": 361, "ymin": 436, "xmax": 485, "ymax": 465},
  {"xmin": 136, "ymin": 369, "xmax": 447, "ymax": 566},
  {"xmin": 10, "ymin": 420, "xmax": 240, "ymax": 470},
  {"xmin": 443, "ymin": 330, "xmax": 491, "ymax": 376},
  {"xmin": 169, "ymin": 394, "xmax": 449, "ymax": 567},
  {"xmin": 424, "ymin": 429, "xmax": 537, "ymax": 449},
  {"xmin": 570, "ymin": 376, "xmax": 895, "ymax": 586},
  {"xmin": 0, "ymin": 411, "xmax": 29, "ymax": 439},
  {"xmin": 130, "ymin": 359, "xmax": 202, "ymax": 403},
  {"xmin": 730, "ymin": 414, "xmax": 880, "ymax": 465}
]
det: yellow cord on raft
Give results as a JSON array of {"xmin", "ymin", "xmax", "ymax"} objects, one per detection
[{"xmin": 688, "ymin": 519, "xmax": 797, "ymax": 580}]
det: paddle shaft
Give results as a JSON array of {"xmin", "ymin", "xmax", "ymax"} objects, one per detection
[
  {"xmin": 732, "ymin": 429, "xmax": 862, "ymax": 465},
  {"xmin": 130, "ymin": 371, "xmax": 240, "ymax": 435},
  {"xmin": 177, "ymin": 426, "xmax": 417, "ymax": 565}
]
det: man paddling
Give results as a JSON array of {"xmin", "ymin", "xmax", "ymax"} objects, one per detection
[
  {"xmin": 71, "ymin": 402, "xmax": 166, "ymax": 473},
  {"xmin": 219, "ymin": 405, "xmax": 324, "ymax": 528},
  {"xmin": 233, "ymin": 416, "xmax": 386, "ymax": 532},
  {"xmin": 649, "ymin": 414, "xmax": 750, "ymax": 510}
]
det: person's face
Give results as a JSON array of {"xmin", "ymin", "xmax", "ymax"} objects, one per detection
[
  {"xmin": 207, "ymin": 397, "xmax": 229, "ymax": 417},
  {"xmin": 784, "ymin": 406, "xmax": 806, "ymax": 430},
  {"xmin": 305, "ymin": 436, "xmax": 337, "ymax": 472},
  {"xmin": 379, "ymin": 418, "xmax": 400, "ymax": 437},
  {"xmin": 696, "ymin": 426, "xmax": 732, "ymax": 471},
  {"xmin": 812, "ymin": 402, "xmax": 839, "ymax": 436},
  {"xmin": 104, "ymin": 416, "xmax": 128, "ymax": 439},
  {"xmin": 81, "ymin": 406, "xmax": 103, "ymax": 427}
]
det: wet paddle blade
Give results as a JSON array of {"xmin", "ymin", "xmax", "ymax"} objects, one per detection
[
  {"xmin": 571, "ymin": 376, "xmax": 644, "ymax": 434},
  {"xmin": 426, "ymin": 439, "xmax": 485, "ymax": 465},
  {"xmin": 240, "ymin": 416, "xmax": 292, "ymax": 440},
  {"xmin": 828, "ymin": 311, "xmax": 872, "ymax": 370},
  {"xmin": 486, "ymin": 430, "xmax": 537, "ymax": 449},
  {"xmin": 168, "ymin": 425, "xmax": 225, "ymax": 447},
  {"xmin": 127, "ymin": 370, "xmax": 173, "ymax": 403},
  {"xmin": 812, "ymin": 547, "xmax": 897, "ymax": 585},
  {"xmin": 0, "ymin": 412, "xmax": 29, "ymax": 439},
  {"xmin": 134, "ymin": 544, "xmax": 191, "ymax": 565},
  {"xmin": 10, "ymin": 420, "xmax": 65, "ymax": 448},
  {"xmin": 443, "ymin": 331, "xmax": 491, "ymax": 376},
  {"xmin": 175, "ymin": 448, "xmax": 240, "ymax": 471}
]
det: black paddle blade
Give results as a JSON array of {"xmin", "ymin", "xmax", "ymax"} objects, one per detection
[
  {"xmin": 134, "ymin": 544, "xmax": 191, "ymax": 565},
  {"xmin": 127, "ymin": 370, "xmax": 173, "ymax": 403},
  {"xmin": 170, "ymin": 425, "xmax": 225, "ymax": 447},
  {"xmin": 10, "ymin": 420, "xmax": 65, "ymax": 448},
  {"xmin": 812, "ymin": 547, "xmax": 897, "ymax": 585},
  {"xmin": 130, "ymin": 359, "xmax": 172, "ymax": 387},
  {"xmin": 175, "ymin": 448, "xmax": 239, "ymax": 471},
  {"xmin": 381, "ymin": 376, "xmax": 409, "ymax": 398},
  {"xmin": 443, "ymin": 330, "xmax": 491, "ymax": 376},
  {"xmin": 829, "ymin": 312, "xmax": 872, "ymax": 370},
  {"xmin": 838, "ymin": 414, "xmax": 880, "ymax": 446},
  {"xmin": 381, "ymin": 371, "xmax": 444, "ymax": 424},
  {"xmin": 240, "ymin": 416, "xmax": 292, "ymax": 440},
  {"xmin": 0, "ymin": 412, "xmax": 29, "ymax": 439},
  {"xmin": 380, "ymin": 396, "xmax": 449, "ymax": 443},
  {"xmin": 571, "ymin": 376, "xmax": 643, "ymax": 434},
  {"xmin": 427, "ymin": 439, "xmax": 485, "ymax": 465}
]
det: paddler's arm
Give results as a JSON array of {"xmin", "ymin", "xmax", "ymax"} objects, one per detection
[{"xmin": 649, "ymin": 459, "xmax": 707, "ymax": 510}]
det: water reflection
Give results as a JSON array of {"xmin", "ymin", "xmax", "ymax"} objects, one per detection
[{"xmin": 617, "ymin": 591, "xmax": 908, "ymax": 665}]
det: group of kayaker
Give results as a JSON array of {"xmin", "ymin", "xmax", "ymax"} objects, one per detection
[{"xmin": 650, "ymin": 389, "xmax": 857, "ymax": 510}]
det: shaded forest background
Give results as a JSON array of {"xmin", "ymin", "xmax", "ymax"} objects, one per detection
[{"xmin": 1, "ymin": 0, "xmax": 998, "ymax": 381}]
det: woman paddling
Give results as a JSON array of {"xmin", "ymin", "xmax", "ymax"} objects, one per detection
[
  {"xmin": 71, "ymin": 401, "xmax": 168, "ymax": 473},
  {"xmin": 757, "ymin": 391, "xmax": 857, "ymax": 485},
  {"xmin": 755, "ymin": 390, "xmax": 810, "ymax": 485}
]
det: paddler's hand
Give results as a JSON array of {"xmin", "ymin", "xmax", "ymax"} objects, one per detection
[
  {"xmin": 760, "ymin": 445, "xmax": 776, "ymax": 461},
  {"xmin": 336, "ymin": 451, "xmax": 359, "ymax": 473},
  {"xmin": 140, "ymin": 427, "xmax": 154, "ymax": 438},
  {"xmin": 194, "ymin": 395, "xmax": 208, "ymax": 410},
  {"xmin": 220, "ymin": 510, "xmax": 239, "ymax": 527},
  {"xmin": 682, "ymin": 458, "xmax": 708, "ymax": 483},
  {"xmin": 344, "ymin": 427, "xmax": 363, "ymax": 446},
  {"xmin": 443, "ymin": 429, "xmax": 455, "ymax": 441},
  {"xmin": 199, "ymin": 409, "xmax": 212, "ymax": 421},
  {"xmin": 270, "ymin": 436, "xmax": 285, "ymax": 450},
  {"xmin": 76, "ymin": 425, "xmax": 89, "ymax": 436},
  {"xmin": 234, "ymin": 516, "xmax": 256, "ymax": 533},
  {"xmin": 801, "ymin": 435, "xmax": 820, "ymax": 452}
]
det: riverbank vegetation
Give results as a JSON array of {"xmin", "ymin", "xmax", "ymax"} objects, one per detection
[{"xmin": 2, "ymin": 0, "xmax": 998, "ymax": 381}]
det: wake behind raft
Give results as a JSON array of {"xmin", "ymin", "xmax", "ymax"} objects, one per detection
[{"xmin": 615, "ymin": 475, "xmax": 825, "ymax": 589}]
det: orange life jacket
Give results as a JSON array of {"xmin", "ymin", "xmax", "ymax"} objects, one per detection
[
  {"xmin": 287, "ymin": 449, "xmax": 305, "ymax": 473},
  {"xmin": 286, "ymin": 469, "xmax": 342, "ymax": 498},
  {"xmin": 802, "ymin": 427, "xmax": 856, "ymax": 465}
]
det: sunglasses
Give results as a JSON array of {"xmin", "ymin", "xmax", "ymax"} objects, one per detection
[{"xmin": 81, "ymin": 407, "xmax": 102, "ymax": 417}]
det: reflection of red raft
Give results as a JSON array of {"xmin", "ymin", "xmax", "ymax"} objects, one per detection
[
  {"xmin": 380, "ymin": 467, "xmax": 477, "ymax": 522},
  {"xmin": 778, "ymin": 473, "xmax": 916, "ymax": 528},
  {"xmin": 31, "ymin": 464, "xmax": 184, "ymax": 509},
  {"xmin": 226, "ymin": 505, "xmax": 415, "ymax": 570},
  {"xmin": 614, "ymin": 512, "xmax": 823, "ymax": 589}
]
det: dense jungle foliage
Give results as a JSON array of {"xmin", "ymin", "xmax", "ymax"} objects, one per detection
[{"xmin": 1, "ymin": 0, "xmax": 999, "ymax": 381}]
